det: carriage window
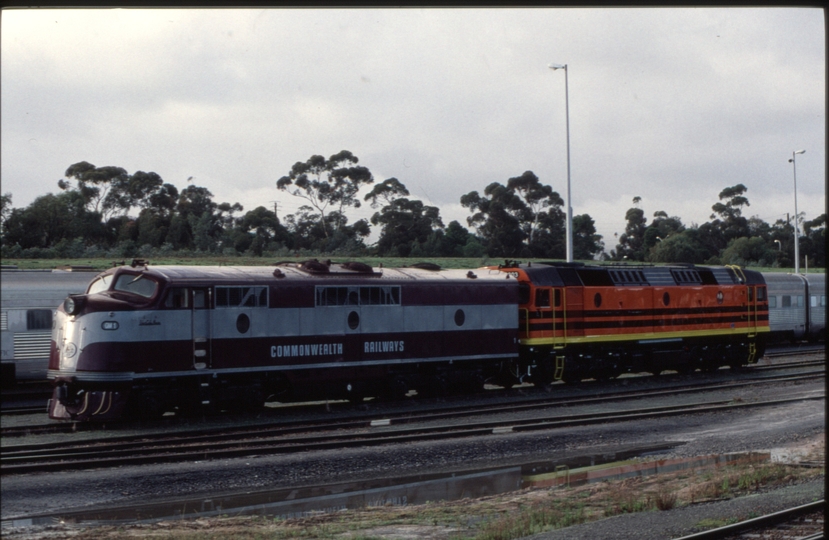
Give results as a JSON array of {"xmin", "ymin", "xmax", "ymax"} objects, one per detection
[
  {"xmin": 811, "ymin": 296, "xmax": 818, "ymax": 308},
  {"xmin": 114, "ymin": 274, "xmax": 158, "ymax": 298},
  {"xmin": 27, "ymin": 309, "xmax": 52, "ymax": 330},
  {"xmin": 316, "ymin": 286, "xmax": 400, "ymax": 306},
  {"xmin": 822, "ymin": 296, "xmax": 826, "ymax": 307},
  {"xmin": 216, "ymin": 286, "xmax": 268, "ymax": 308},
  {"xmin": 797, "ymin": 295, "xmax": 803, "ymax": 308},
  {"xmin": 782, "ymin": 296, "xmax": 791, "ymax": 308},
  {"xmin": 535, "ymin": 289, "xmax": 550, "ymax": 308},
  {"xmin": 768, "ymin": 296, "xmax": 777, "ymax": 308}
]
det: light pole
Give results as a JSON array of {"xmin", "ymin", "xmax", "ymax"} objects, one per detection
[
  {"xmin": 788, "ymin": 149, "xmax": 805, "ymax": 273},
  {"xmin": 549, "ymin": 63, "xmax": 573, "ymax": 263}
]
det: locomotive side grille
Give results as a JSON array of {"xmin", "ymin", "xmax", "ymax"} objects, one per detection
[{"xmin": 13, "ymin": 331, "xmax": 51, "ymax": 359}]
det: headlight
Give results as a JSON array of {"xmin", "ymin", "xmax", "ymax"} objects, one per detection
[
  {"xmin": 64, "ymin": 342, "xmax": 77, "ymax": 358},
  {"xmin": 64, "ymin": 296, "xmax": 83, "ymax": 315}
]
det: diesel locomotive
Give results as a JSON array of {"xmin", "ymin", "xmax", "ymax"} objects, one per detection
[{"xmin": 47, "ymin": 259, "xmax": 771, "ymax": 421}]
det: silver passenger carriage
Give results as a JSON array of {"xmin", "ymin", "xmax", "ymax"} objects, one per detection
[
  {"xmin": 804, "ymin": 273, "xmax": 825, "ymax": 340},
  {"xmin": 1, "ymin": 267, "xmax": 96, "ymax": 385},
  {"xmin": 764, "ymin": 272, "xmax": 825, "ymax": 342}
]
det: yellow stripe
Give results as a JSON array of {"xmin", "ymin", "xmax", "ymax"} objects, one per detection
[{"xmin": 522, "ymin": 326, "xmax": 769, "ymax": 346}]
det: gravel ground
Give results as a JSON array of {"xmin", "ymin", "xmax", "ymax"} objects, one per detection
[
  {"xmin": 1, "ymin": 374, "xmax": 825, "ymax": 538},
  {"xmin": 529, "ymin": 479, "xmax": 825, "ymax": 540}
]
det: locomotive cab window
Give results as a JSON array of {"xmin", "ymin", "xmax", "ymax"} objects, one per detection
[
  {"xmin": 113, "ymin": 274, "xmax": 158, "ymax": 298},
  {"xmin": 757, "ymin": 287, "xmax": 766, "ymax": 301},
  {"xmin": 535, "ymin": 289, "xmax": 551, "ymax": 308},
  {"xmin": 87, "ymin": 274, "xmax": 114, "ymax": 295},
  {"xmin": 518, "ymin": 283, "xmax": 531, "ymax": 305}
]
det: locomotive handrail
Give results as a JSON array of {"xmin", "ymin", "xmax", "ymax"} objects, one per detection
[{"xmin": 726, "ymin": 264, "xmax": 747, "ymax": 284}]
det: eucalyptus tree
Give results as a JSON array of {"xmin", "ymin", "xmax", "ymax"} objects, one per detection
[
  {"xmin": 461, "ymin": 182, "xmax": 527, "ymax": 257},
  {"xmin": 709, "ymin": 184, "xmax": 751, "ymax": 244},
  {"xmin": 371, "ymin": 197, "xmax": 444, "ymax": 256},
  {"xmin": 461, "ymin": 172, "xmax": 568, "ymax": 258},
  {"xmin": 231, "ymin": 206, "xmax": 290, "ymax": 255},
  {"xmin": 276, "ymin": 150, "xmax": 374, "ymax": 239},
  {"xmin": 572, "ymin": 214, "xmax": 605, "ymax": 260},
  {"xmin": 612, "ymin": 205, "xmax": 648, "ymax": 261},
  {"xmin": 59, "ymin": 161, "xmax": 130, "ymax": 220},
  {"xmin": 364, "ymin": 177, "xmax": 444, "ymax": 256},
  {"xmin": 2, "ymin": 191, "xmax": 106, "ymax": 249}
]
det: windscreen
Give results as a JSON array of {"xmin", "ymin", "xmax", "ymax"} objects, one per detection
[{"xmin": 113, "ymin": 273, "xmax": 158, "ymax": 298}]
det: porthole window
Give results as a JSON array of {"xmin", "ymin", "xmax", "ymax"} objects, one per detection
[
  {"xmin": 594, "ymin": 293, "xmax": 602, "ymax": 308},
  {"xmin": 663, "ymin": 292, "xmax": 671, "ymax": 306},
  {"xmin": 348, "ymin": 311, "xmax": 360, "ymax": 330},
  {"xmin": 454, "ymin": 309, "xmax": 465, "ymax": 327},
  {"xmin": 236, "ymin": 313, "xmax": 250, "ymax": 334}
]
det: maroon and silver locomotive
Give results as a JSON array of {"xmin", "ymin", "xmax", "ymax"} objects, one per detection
[{"xmin": 48, "ymin": 260, "xmax": 519, "ymax": 420}]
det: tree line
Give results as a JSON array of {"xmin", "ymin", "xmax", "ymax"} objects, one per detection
[{"xmin": 0, "ymin": 151, "xmax": 824, "ymax": 268}]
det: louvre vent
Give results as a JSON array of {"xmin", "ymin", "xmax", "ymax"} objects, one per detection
[{"xmin": 13, "ymin": 332, "xmax": 51, "ymax": 359}]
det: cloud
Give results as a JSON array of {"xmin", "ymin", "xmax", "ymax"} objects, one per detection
[{"xmin": 1, "ymin": 7, "xmax": 824, "ymax": 256}]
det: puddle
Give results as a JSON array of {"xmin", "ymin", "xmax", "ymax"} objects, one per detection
[
  {"xmin": 523, "ymin": 450, "xmax": 771, "ymax": 489},
  {"xmin": 2, "ymin": 468, "xmax": 523, "ymax": 529},
  {"xmin": 1, "ymin": 444, "xmax": 774, "ymax": 531}
]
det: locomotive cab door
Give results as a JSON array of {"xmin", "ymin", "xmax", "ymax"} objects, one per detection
[
  {"xmin": 533, "ymin": 287, "xmax": 557, "ymax": 340},
  {"xmin": 746, "ymin": 285, "xmax": 759, "ymax": 337},
  {"xmin": 191, "ymin": 288, "xmax": 212, "ymax": 369},
  {"xmin": 537, "ymin": 287, "xmax": 565, "ymax": 346}
]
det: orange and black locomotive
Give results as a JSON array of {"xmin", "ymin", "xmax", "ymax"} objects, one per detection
[{"xmin": 495, "ymin": 261, "xmax": 767, "ymax": 385}]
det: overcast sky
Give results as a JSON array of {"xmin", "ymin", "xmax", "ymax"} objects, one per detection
[{"xmin": 2, "ymin": 7, "xmax": 825, "ymax": 254}]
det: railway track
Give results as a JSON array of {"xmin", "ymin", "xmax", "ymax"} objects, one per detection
[
  {"xmin": 673, "ymin": 500, "xmax": 824, "ymax": 540},
  {"xmin": 1, "ymin": 362, "xmax": 823, "ymax": 439},
  {"xmin": 2, "ymin": 375, "xmax": 823, "ymax": 475},
  {"xmin": 0, "ymin": 382, "xmax": 52, "ymax": 416}
]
